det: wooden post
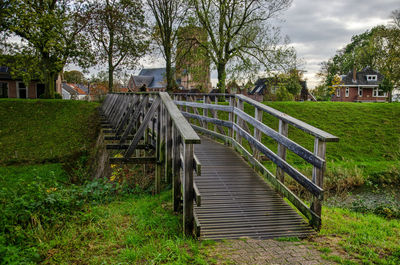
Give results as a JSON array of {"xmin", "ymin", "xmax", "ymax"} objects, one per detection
[
  {"xmin": 165, "ymin": 109, "xmax": 173, "ymax": 184},
  {"xmin": 155, "ymin": 103, "xmax": 161, "ymax": 194},
  {"xmin": 203, "ymin": 95, "xmax": 208, "ymax": 130},
  {"xmin": 213, "ymin": 97, "xmax": 218, "ymax": 132},
  {"xmin": 183, "ymin": 142, "xmax": 194, "ymax": 235},
  {"xmin": 276, "ymin": 120, "xmax": 288, "ymax": 183},
  {"xmin": 228, "ymin": 96, "xmax": 235, "ymax": 139},
  {"xmin": 253, "ymin": 107, "xmax": 263, "ymax": 160},
  {"xmin": 311, "ymin": 137, "xmax": 326, "ymax": 223},
  {"xmin": 235, "ymin": 99, "xmax": 244, "ymax": 144},
  {"xmin": 172, "ymin": 126, "xmax": 181, "ymax": 212}
]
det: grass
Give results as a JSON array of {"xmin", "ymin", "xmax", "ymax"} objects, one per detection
[
  {"xmin": 319, "ymin": 206, "xmax": 400, "ymax": 264},
  {"xmin": 0, "ymin": 99, "xmax": 99, "ymax": 165},
  {"xmin": 41, "ymin": 191, "xmax": 212, "ymax": 264}
]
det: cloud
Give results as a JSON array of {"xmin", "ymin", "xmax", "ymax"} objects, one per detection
[{"xmin": 280, "ymin": 0, "xmax": 397, "ymax": 88}]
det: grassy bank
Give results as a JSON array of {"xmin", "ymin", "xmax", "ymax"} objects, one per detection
[
  {"xmin": 0, "ymin": 99, "xmax": 99, "ymax": 165},
  {"xmin": 238, "ymin": 101, "xmax": 400, "ymax": 188}
]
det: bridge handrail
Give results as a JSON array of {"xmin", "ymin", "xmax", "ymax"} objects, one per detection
[{"xmin": 173, "ymin": 92, "xmax": 339, "ymax": 229}]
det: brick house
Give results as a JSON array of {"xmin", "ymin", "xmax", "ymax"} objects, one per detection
[
  {"xmin": 0, "ymin": 66, "xmax": 62, "ymax": 99},
  {"xmin": 332, "ymin": 67, "xmax": 387, "ymax": 102}
]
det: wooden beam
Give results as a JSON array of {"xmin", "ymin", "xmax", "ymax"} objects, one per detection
[{"xmin": 183, "ymin": 143, "xmax": 194, "ymax": 235}]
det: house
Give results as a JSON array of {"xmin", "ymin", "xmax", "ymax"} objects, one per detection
[
  {"xmin": 332, "ymin": 67, "xmax": 387, "ymax": 102},
  {"xmin": 0, "ymin": 66, "xmax": 62, "ymax": 98},
  {"xmin": 62, "ymin": 83, "xmax": 87, "ymax": 100},
  {"xmin": 128, "ymin": 68, "xmax": 167, "ymax": 92}
]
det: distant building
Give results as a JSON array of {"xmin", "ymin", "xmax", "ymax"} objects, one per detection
[
  {"xmin": 62, "ymin": 83, "xmax": 87, "ymax": 100},
  {"xmin": 332, "ymin": 67, "xmax": 387, "ymax": 102},
  {"xmin": 175, "ymin": 26, "xmax": 211, "ymax": 92},
  {"xmin": 128, "ymin": 68, "xmax": 167, "ymax": 92},
  {"xmin": 0, "ymin": 66, "xmax": 62, "ymax": 99}
]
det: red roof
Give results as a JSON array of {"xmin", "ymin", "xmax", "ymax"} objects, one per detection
[{"xmin": 67, "ymin": 83, "xmax": 87, "ymax": 95}]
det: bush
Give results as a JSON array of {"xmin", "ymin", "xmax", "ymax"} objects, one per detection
[{"xmin": 54, "ymin": 93, "xmax": 62, "ymax": 99}]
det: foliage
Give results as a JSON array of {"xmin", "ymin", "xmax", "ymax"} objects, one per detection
[
  {"xmin": 147, "ymin": 0, "xmax": 188, "ymax": 91},
  {"xmin": 190, "ymin": 0, "xmax": 296, "ymax": 93},
  {"xmin": 318, "ymin": 16, "xmax": 400, "ymax": 102},
  {"xmin": 0, "ymin": 99, "xmax": 99, "ymax": 165},
  {"xmin": 312, "ymin": 84, "xmax": 331, "ymax": 101},
  {"xmin": 63, "ymin": 70, "xmax": 87, "ymax": 84},
  {"xmin": 87, "ymin": 0, "xmax": 149, "ymax": 92},
  {"xmin": 0, "ymin": 164, "xmax": 122, "ymax": 264},
  {"xmin": 320, "ymin": 207, "xmax": 400, "ymax": 264},
  {"xmin": 1, "ymin": 0, "xmax": 93, "ymax": 98},
  {"xmin": 329, "ymin": 75, "xmax": 341, "ymax": 95}
]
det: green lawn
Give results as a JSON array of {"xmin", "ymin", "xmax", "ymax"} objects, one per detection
[
  {"xmin": 0, "ymin": 99, "xmax": 99, "ymax": 165},
  {"xmin": 240, "ymin": 101, "xmax": 400, "ymax": 187}
]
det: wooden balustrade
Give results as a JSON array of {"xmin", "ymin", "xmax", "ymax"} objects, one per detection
[
  {"xmin": 100, "ymin": 92, "xmax": 201, "ymax": 236},
  {"xmin": 173, "ymin": 92, "xmax": 338, "ymax": 229}
]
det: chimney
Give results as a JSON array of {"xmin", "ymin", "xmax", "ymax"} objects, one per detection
[{"xmin": 352, "ymin": 67, "xmax": 357, "ymax": 83}]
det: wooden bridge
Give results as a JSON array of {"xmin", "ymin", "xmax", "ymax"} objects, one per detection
[{"xmin": 100, "ymin": 92, "xmax": 338, "ymax": 240}]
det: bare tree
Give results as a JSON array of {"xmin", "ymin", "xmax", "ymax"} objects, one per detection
[
  {"xmin": 391, "ymin": 9, "xmax": 400, "ymax": 29},
  {"xmin": 88, "ymin": 0, "xmax": 149, "ymax": 92},
  {"xmin": 190, "ymin": 0, "xmax": 296, "ymax": 93},
  {"xmin": 147, "ymin": 0, "xmax": 188, "ymax": 91}
]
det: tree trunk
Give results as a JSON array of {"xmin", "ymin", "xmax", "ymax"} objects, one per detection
[
  {"xmin": 108, "ymin": 66, "xmax": 114, "ymax": 93},
  {"xmin": 44, "ymin": 71, "xmax": 56, "ymax": 98},
  {"xmin": 217, "ymin": 62, "xmax": 226, "ymax": 93},
  {"xmin": 165, "ymin": 47, "xmax": 174, "ymax": 92}
]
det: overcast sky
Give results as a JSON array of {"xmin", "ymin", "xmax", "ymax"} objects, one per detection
[{"xmin": 138, "ymin": 0, "xmax": 397, "ymax": 89}]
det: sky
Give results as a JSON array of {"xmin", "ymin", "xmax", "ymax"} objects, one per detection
[
  {"xmin": 279, "ymin": 0, "xmax": 398, "ymax": 88},
  {"xmin": 137, "ymin": 0, "xmax": 397, "ymax": 89}
]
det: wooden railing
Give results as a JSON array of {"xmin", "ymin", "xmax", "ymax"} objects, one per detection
[
  {"xmin": 100, "ymin": 92, "xmax": 201, "ymax": 235},
  {"xmin": 173, "ymin": 93, "xmax": 339, "ymax": 229}
]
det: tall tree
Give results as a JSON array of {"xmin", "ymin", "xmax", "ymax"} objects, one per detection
[
  {"xmin": 147, "ymin": 0, "xmax": 188, "ymax": 91},
  {"xmin": 1, "ymin": 0, "xmax": 92, "ymax": 98},
  {"xmin": 88, "ymin": 0, "xmax": 149, "ymax": 92},
  {"xmin": 190, "ymin": 0, "xmax": 295, "ymax": 93}
]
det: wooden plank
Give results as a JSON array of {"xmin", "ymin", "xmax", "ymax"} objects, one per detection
[
  {"xmin": 174, "ymin": 100, "xmax": 233, "ymax": 112},
  {"xmin": 159, "ymin": 92, "xmax": 201, "ymax": 144},
  {"xmin": 233, "ymin": 124, "xmax": 323, "ymax": 199},
  {"xmin": 234, "ymin": 108, "xmax": 325, "ymax": 169},
  {"xmin": 235, "ymin": 94, "xmax": 339, "ymax": 142},
  {"xmin": 183, "ymin": 143, "xmax": 194, "ymax": 235},
  {"xmin": 311, "ymin": 138, "xmax": 326, "ymax": 228},
  {"xmin": 253, "ymin": 107, "xmax": 263, "ymax": 160},
  {"xmin": 193, "ymin": 154, "xmax": 201, "ymax": 176},
  {"xmin": 120, "ymin": 95, "xmax": 149, "ymax": 143},
  {"xmin": 124, "ymin": 97, "xmax": 161, "ymax": 158},
  {"xmin": 181, "ymin": 111, "xmax": 232, "ymax": 128},
  {"xmin": 277, "ymin": 120, "xmax": 288, "ymax": 183},
  {"xmin": 172, "ymin": 126, "xmax": 181, "ymax": 212},
  {"xmin": 194, "ymin": 182, "xmax": 201, "ymax": 207}
]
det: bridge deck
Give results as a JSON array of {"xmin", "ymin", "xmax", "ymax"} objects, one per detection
[{"xmin": 194, "ymin": 136, "xmax": 315, "ymax": 240}]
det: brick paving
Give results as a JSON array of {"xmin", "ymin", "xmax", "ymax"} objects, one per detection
[{"xmin": 209, "ymin": 238, "xmax": 335, "ymax": 264}]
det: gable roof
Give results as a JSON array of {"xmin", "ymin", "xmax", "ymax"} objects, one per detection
[
  {"xmin": 139, "ymin": 68, "xmax": 166, "ymax": 88},
  {"xmin": 341, "ymin": 67, "xmax": 384, "ymax": 86},
  {"xmin": 132, "ymin": 75, "xmax": 154, "ymax": 88},
  {"xmin": 63, "ymin": 83, "xmax": 87, "ymax": 95},
  {"xmin": 62, "ymin": 83, "xmax": 79, "ymax": 95}
]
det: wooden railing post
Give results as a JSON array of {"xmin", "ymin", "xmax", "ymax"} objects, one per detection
[
  {"xmin": 254, "ymin": 107, "xmax": 263, "ymax": 160},
  {"xmin": 165, "ymin": 109, "xmax": 173, "ymax": 184},
  {"xmin": 203, "ymin": 95, "xmax": 208, "ymax": 130},
  {"xmin": 228, "ymin": 96, "xmax": 235, "ymax": 139},
  {"xmin": 235, "ymin": 99, "xmax": 244, "ymax": 144},
  {"xmin": 276, "ymin": 120, "xmax": 288, "ymax": 183},
  {"xmin": 183, "ymin": 142, "xmax": 194, "ymax": 235},
  {"xmin": 311, "ymin": 138, "xmax": 326, "ymax": 224},
  {"xmin": 213, "ymin": 96, "xmax": 218, "ymax": 132},
  {"xmin": 155, "ymin": 103, "xmax": 162, "ymax": 194},
  {"xmin": 172, "ymin": 126, "xmax": 181, "ymax": 212}
]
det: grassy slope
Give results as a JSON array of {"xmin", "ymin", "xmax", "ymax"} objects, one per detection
[
  {"xmin": 242, "ymin": 101, "xmax": 400, "ymax": 184},
  {"xmin": 0, "ymin": 99, "xmax": 99, "ymax": 165}
]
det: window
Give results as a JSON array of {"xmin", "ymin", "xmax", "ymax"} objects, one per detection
[
  {"xmin": 336, "ymin": 88, "xmax": 340, "ymax": 97},
  {"xmin": 367, "ymin": 75, "xmax": 377, "ymax": 81},
  {"xmin": 358, "ymin": 87, "xmax": 363, "ymax": 97},
  {"xmin": 373, "ymin": 88, "xmax": 387, "ymax": 97},
  {"xmin": 345, "ymin": 87, "xmax": 349, "ymax": 97},
  {"xmin": 0, "ymin": 82, "xmax": 8, "ymax": 98},
  {"xmin": 17, "ymin": 82, "xmax": 27, "ymax": 98}
]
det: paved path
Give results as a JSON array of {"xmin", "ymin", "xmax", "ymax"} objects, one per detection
[{"xmin": 209, "ymin": 238, "xmax": 333, "ymax": 265}]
